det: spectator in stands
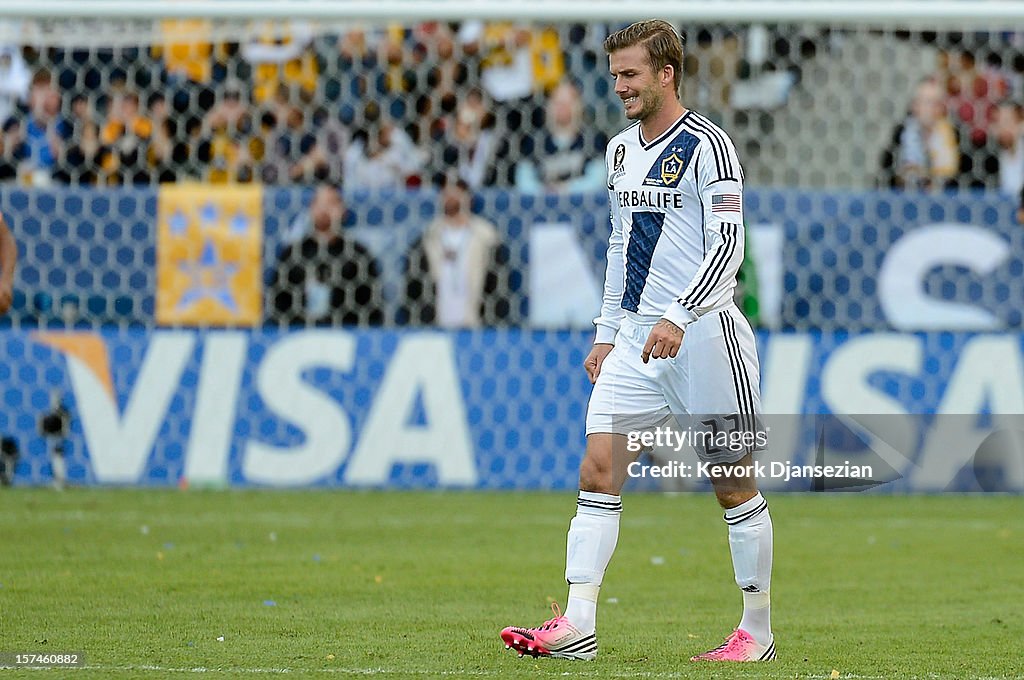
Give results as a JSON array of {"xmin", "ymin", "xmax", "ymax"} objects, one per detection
[
  {"xmin": 55, "ymin": 120, "xmax": 109, "ymax": 185},
  {"xmin": 148, "ymin": 92, "xmax": 181, "ymax": 183},
  {"xmin": 421, "ymin": 22, "xmax": 474, "ymax": 103},
  {"xmin": 438, "ymin": 88, "xmax": 508, "ymax": 188},
  {"xmin": 288, "ymin": 105, "xmax": 348, "ymax": 184},
  {"xmin": 268, "ymin": 185, "xmax": 382, "ymax": 326},
  {"xmin": 202, "ymin": 84, "xmax": 257, "ymax": 183},
  {"xmin": 152, "ymin": 18, "xmax": 222, "ymax": 113},
  {"xmin": 457, "ymin": 20, "xmax": 553, "ymax": 183},
  {"xmin": 400, "ymin": 177, "xmax": 511, "ymax": 328},
  {"xmin": 262, "ymin": 82, "xmax": 295, "ymax": 135},
  {"xmin": 402, "ymin": 24, "xmax": 472, "ymax": 152},
  {"xmin": 262, "ymin": 104, "xmax": 316, "ymax": 184},
  {"xmin": 178, "ymin": 115, "xmax": 212, "ymax": 180},
  {"xmin": 458, "ymin": 21, "xmax": 561, "ymax": 126},
  {"xmin": 991, "ymin": 101, "xmax": 1024, "ymax": 196},
  {"xmin": 343, "ymin": 102, "xmax": 426, "ymax": 189},
  {"xmin": 515, "ymin": 79, "xmax": 607, "ymax": 194},
  {"xmin": 683, "ymin": 28, "xmax": 744, "ymax": 112},
  {"xmin": 100, "ymin": 91, "xmax": 153, "ymax": 184},
  {"xmin": 879, "ymin": 78, "xmax": 961, "ymax": 190},
  {"xmin": 241, "ymin": 21, "xmax": 318, "ymax": 105},
  {"xmin": 380, "ymin": 34, "xmax": 419, "ymax": 103},
  {"xmin": 944, "ymin": 48, "xmax": 1010, "ymax": 148},
  {"xmin": 65, "ymin": 94, "xmax": 92, "ymax": 141},
  {"xmin": 323, "ymin": 26, "xmax": 384, "ymax": 125},
  {"xmin": 20, "ymin": 71, "xmax": 70, "ymax": 185},
  {"xmin": 0, "ymin": 118, "xmax": 25, "ymax": 182},
  {"xmin": 0, "ymin": 45, "xmax": 30, "ymax": 127}
]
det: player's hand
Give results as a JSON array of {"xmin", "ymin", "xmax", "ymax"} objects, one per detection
[
  {"xmin": 0, "ymin": 278, "xmax": 12, "ymax": 315},
  {"xmin": 641, "ymin": 319, "xmax": 684, "ymax": 363},
  {"xmin": 584, "ymin": 343, "xmax": 614, "ymax": 384}
]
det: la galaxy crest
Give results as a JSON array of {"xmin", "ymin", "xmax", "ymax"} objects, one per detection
[{"xmin": 660, "ymin": 152, "xmax": 683, "ymax": 185}]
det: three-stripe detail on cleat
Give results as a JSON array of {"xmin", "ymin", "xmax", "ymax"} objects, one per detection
[
  {"xmin": 551, "ymin": 633, "xmax": 598, "ymax": 658},
  {"xmin": 758, "ymin": 640, "xmax": 776, "ymax": 661}
]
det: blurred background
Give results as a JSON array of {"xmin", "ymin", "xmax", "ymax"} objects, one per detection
[{"xmin": 1, "ymin": 0, "xmax": 1023, "ymax": 492}]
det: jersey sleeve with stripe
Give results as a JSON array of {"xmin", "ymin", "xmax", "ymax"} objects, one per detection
[{"xmin": 661, "ymin": 132, "xmax": 746, "ymax": 329}]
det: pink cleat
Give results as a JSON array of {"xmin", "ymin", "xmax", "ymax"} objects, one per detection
[
  {"xmin": 499, "ymin": 603, "xmax": 597, "ymax": 660},
  {"xmin": 690, "ymin": 629, "xmax": 775, "ymax": 662}
]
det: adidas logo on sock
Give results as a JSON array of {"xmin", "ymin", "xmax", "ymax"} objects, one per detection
[{"xmin": 741, "ymin": 585, "xmax": 760, "ymax": 592}]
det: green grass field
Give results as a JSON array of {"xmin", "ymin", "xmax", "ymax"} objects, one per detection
[{"xmin": 1, "ymin": 489, "xmax": 1022, "ymax": 679}]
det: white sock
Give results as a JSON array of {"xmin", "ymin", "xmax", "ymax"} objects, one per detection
[
  {"xmin": 724, "ymin": 492, "xmax": 773, "ymax": 644},
  {"xmin": 564, "ymin": 491, "xmax": 621, "ymax": 633}
]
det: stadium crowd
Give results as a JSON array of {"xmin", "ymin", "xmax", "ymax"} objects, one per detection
[
  {"xmin": 3, "ymin": 22, "xmax": 1024, "ymax": 330},
  {"xmin": 0, "ymin": 23, "xmax": 1021, "ymax": 192},
  {"xmin": 878, "ymin": 46, "xmax": 1024, "ymax": 194},
  {"xmin": 0, "ymin": 21, "xmax": 613, "ymax": 192}
]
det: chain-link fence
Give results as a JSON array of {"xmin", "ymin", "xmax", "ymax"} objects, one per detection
[
  {"xmin": 3, "ymin": 9, "xmax": 1024, "ymax": 489},
  {"xmin": 1, "ymin": 20, "xmax": 1023, "ymax": 193},
  {"xmin": 0, "ymin": 16, "xmax": 1022, "ymax": 330}
]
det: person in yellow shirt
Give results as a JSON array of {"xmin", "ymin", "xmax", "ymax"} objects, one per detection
[
  {"xmin": 240, "ymin": 22, "xmax": 318, "ymax": 105},
  {"xmin": 153, "ymin": 19, "xmax": 217, "ymax": 85},
  {"xmin": 201, "ymin": 86, "xmax": 256, "ymax": 184},
  {"xmin": 100, "ymin": 92, "xmax": 153, "ymax": 184}
]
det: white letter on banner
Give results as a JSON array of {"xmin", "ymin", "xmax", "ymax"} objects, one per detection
[
  {"xmin": 915, "ymin": 337, "xmax": 1024, "ymax": 490},
  {"xmin": 72, "ymin": 332, "xmax": 194, "ymax": 483},
  {"xmin": 822, "ymin": 334, "xmax": 921, "ymax": 416},
  {"xmin": 761, "ymin": 333, "xmax": 812, "ymax": 414},
  {"xmin": 183, "ymin": 332, "xmax": 248, "ymax": 484},
  {"xmin": 346, "ymin": 335, "xmax": 477, "ymax": 486},
  {"xmin": 820, "ymin": 334, "xmax": 920, "ymax": 478},
  {"xmin": 243, "ymin": 331, "xmax": 354, "ymax": 486},
  {"xmin": 755, "ymin": 333, "xmax": 812, "ymax": 490},
  {"xmin": 938, "ymin": 336, "xmax": 1024, "ymax": 415},
  {"xmin": 878, "ymin": 223, "xmax": 1008, "ymax": 330},
  {"xmin": 529, "ymin": 223, "xmax": 602, "ymax": 328}
]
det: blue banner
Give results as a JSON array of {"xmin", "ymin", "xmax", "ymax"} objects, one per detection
[
  {"xmin": 2, "ymin": 329, "xmax": 1022, "ymax": 492},
  {"xmin": 750, "ymin": 190, "xmax": 1024, "ymax": 330},
  {"xmin": 4, "ymin": 187, "xmax": 1022, "ymax": 330}
]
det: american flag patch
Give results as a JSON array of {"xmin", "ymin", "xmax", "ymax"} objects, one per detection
[{"xmin": 711, "ymin": 194, "xmax": 742, "ymax": 213}]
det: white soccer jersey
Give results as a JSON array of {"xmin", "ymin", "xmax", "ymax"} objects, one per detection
[{"xmin": 594, "ymin": 110, "xmax": 746, "ymax": 344}]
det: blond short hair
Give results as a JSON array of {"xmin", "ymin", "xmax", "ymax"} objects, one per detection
[{"xmin": 603, "ymin": 20, "xmax": 684, "ymax": 93}]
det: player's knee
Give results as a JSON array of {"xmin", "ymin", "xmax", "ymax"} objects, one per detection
[
  {"xmin": 578, "ymin": 453, "xmax": 614, "ymax": 493},
  {"xmin": 714, "ymin": 487, "xmax": 757, "ymax": 510}
]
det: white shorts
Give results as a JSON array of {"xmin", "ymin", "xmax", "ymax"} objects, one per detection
[{"xmin": 585, "ymin": 306, "xmax": 763, "ymax": 464}]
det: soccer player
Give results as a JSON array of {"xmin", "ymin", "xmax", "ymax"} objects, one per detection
[
  {"xmin": 0, "ymin": 212, "xmax": 15, "ymax": 315},
  {"xmin": 500, "ymin": 21, "xmax": 774, "ymax": 663}
]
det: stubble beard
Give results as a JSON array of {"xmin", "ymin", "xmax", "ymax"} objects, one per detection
[{"xmin": 626, "ymin": 86, "xmax": 664, "ymax": 122}]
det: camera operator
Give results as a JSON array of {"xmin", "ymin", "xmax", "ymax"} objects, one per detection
[
  {"xmin": 0, "ymin": 436, "xmax": 18, "ymax": 486},
  {"xmin": 38, "ymin": 390, "xmax": 71, "ymax": 490}
]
